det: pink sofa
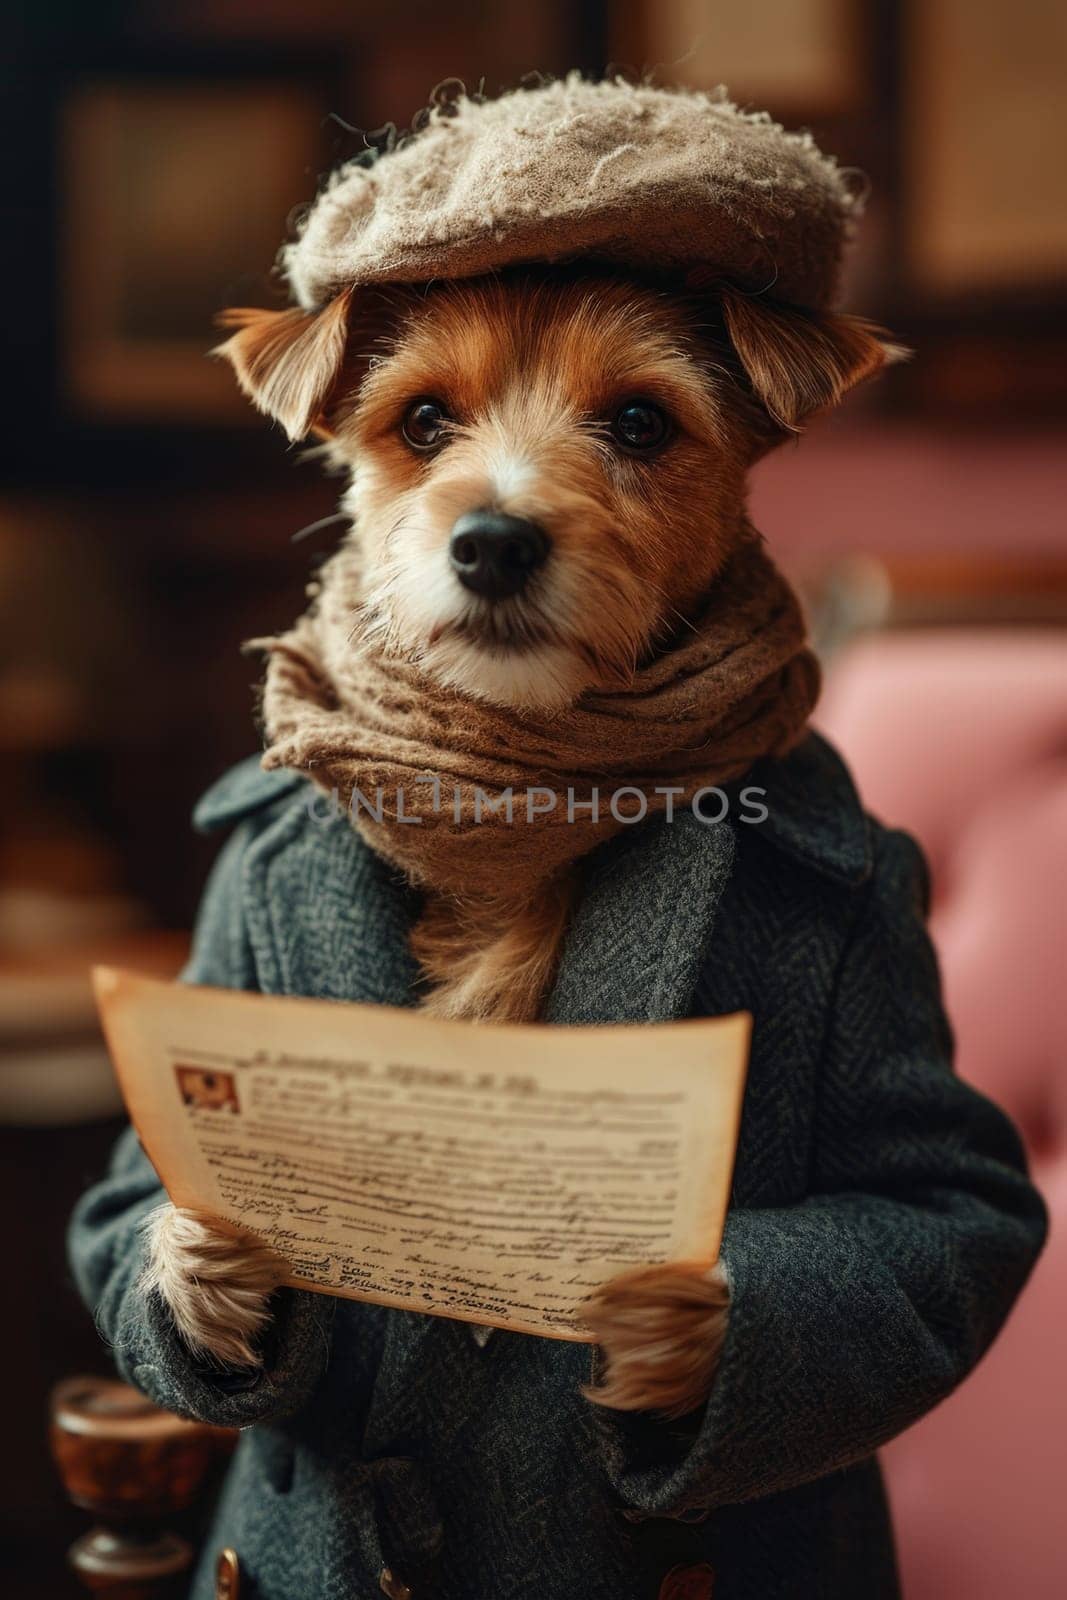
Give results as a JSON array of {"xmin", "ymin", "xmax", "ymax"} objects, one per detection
[{"xmin": 818, "ymin": 629, "xmax": 1067, "ymax": 1599}]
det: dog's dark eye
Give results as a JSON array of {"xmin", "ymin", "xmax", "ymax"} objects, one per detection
[
  {"xmin": 402, "ymin": 398, "xmax": 450, "ymax": 450},
  {"xmin": 610, "ymin": 401, "xmax": 670, "ymax": 453}
]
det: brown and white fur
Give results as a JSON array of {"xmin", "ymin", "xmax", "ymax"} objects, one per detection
[{"xmin": 145, "ymin": 268, "xmax": 899, "ymax": 1416}]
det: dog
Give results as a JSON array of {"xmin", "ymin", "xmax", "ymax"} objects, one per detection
[{"xmin": 145, "ymin": 266, "xmax": 897, "ymax": 1414}]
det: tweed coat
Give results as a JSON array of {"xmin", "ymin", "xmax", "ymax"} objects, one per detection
[{"xmin": 69, "ymin": 734, "xmax": 1046, "ymax": 1600}]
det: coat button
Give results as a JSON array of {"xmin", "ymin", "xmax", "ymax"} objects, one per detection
[
  {"xmin": 379, "ymin": 1566, "xmax": 413, "ymax": 1599},
  {"xmin": 658, "ymin": 1562, "xmax": 715, "ymax": 1600},
  {"xmin": 215, "ymin": 1548, "xmax": 241, "ymax": 1600}
]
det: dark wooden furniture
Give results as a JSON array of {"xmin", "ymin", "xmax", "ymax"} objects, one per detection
[{"xmin": 50, "ymin": 1376, "xmax": 234, "ymax": 1599}]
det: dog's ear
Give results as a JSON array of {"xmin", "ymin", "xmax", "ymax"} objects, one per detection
[
  {"xmin": 213, "ymin": 288, "xmax": 353, "ymax": 441},
  {"xmin": 718, "ymin": 284, "xmax": 907, "ymax": 432}
]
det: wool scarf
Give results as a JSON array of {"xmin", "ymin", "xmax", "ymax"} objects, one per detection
[{"xmin": 255, "ymin": 529, "xmax": 819, "ymax": 1014}]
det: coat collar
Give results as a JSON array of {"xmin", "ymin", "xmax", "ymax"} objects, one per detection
[
  {"xmin": 744, "ymin": 731, "xmax": 873, "ymax": 888},
  {"xmin": 195, "ymin": 730, "xmax": 869, "ymax": 1019},
  {"xmin": 195, "ymin": 756, "xmax": 740, "ymax": 1024}
]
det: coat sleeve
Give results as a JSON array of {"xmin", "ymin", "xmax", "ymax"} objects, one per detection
[
  {"xmin": 593, "ymin": 827, "xmax": 1048, "ymax": 1513},
  {"xmin": 67, "ymin": 820, "xmax": 336, "ymax": 1429}
]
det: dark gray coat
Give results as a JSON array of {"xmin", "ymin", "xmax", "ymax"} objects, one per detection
[{"xmin": 69, "ymin": 735, "xmax": 1046, "ymax": 1600}]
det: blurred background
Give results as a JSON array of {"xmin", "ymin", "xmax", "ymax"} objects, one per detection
[{"xmin": 1, "ymin": 2, "xmax": 1064, "ymax": 1596}]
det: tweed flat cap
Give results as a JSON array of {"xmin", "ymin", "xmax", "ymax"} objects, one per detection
[{"xmin": 284, "ymin": 75, "xmax": 860, "ymax": 314}]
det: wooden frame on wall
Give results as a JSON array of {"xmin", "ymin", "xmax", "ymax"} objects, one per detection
[
  {"xmin": 60, "ymin": 67, "xmax": 331, "ymax": 424},
  {"xmin": 904, "ymin": 0, "xmax": 1067, "ymax": 298},
  {"xmin": 610, "ymin": 0, "xmax": 865, "ymax": 116}
]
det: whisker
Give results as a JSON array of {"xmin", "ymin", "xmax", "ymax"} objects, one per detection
[{"xmin": 291, "ymin": 511, "xmax": 350, "ymax": 544}]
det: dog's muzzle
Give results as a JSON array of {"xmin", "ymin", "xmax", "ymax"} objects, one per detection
[{"xmin": 449, "ymin": 510, "xmax": 549, "ymax": 601}]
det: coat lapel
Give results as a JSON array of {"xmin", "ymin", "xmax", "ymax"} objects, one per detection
[
  {"xmin": 243, "ymin": 803, "xmax": 423, "ymax": 1008},
  {"xmin": 265, "ymin": 795, "xmax": 738, "ymax": 1027},
  {"xmin": 544, "ymin": 813, "xmax": 736, "ymax": 1025},
  {"xmin": 218, "ymin": 731, "xmax": 860, "ymax": 1021}
]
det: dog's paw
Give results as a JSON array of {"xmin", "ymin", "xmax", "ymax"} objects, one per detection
[
  {"xmin": 580, "ymin": 1261, "xmax": 730, "ymax": 1419},
  {"xmin": 140, "ymin": 1205, "xmax": 287, "ymax": 1367}
]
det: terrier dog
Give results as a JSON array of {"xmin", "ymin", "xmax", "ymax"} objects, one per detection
[{"xmin": 145, "ymin": 267, "xmax": 897, "ymax": 1414}]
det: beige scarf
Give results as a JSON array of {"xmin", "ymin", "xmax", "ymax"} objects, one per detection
[{"xmin": 256, "ymin": 528, "xmax": 819, "ymax": 1017}]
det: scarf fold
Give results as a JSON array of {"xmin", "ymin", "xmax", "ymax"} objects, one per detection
[{"xmin": 255, "ymin": 529, "xmax": 820, "ymax": 904}]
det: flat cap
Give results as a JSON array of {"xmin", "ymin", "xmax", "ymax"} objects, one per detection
[{"xmin": 284, "ymin": 75, "xmax": 861, "ymax": 314}]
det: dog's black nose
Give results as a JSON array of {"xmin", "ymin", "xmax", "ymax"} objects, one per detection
[{"xmin": 449, "ymin": 511, "xmax": 550, "ymax": 600}]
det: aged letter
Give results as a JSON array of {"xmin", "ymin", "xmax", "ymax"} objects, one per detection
[{"xmin": 95, "ymin": 968, "xmax": 749, "ymax": 1341}]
